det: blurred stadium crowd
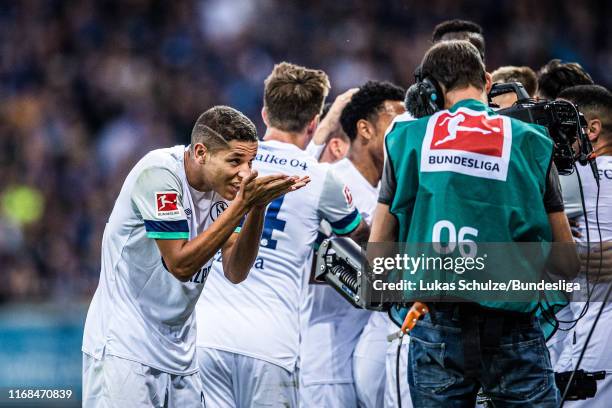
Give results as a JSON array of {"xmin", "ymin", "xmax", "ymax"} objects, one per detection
[{"xmin": 1, "ymin": 0, "xmax": 610, "ymax": 302}]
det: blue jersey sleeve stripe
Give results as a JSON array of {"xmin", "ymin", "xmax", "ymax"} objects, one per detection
[
  {"xmin": 331, "ymin": 211, "xmax": 362, "ymax": 235},
  {"xmin": 144, "ymin": 219, "xmax": 189, "ymax": 233},
  {"xmin": 329, "ymin": 209, "xmax": 360, "ymax": 229}
]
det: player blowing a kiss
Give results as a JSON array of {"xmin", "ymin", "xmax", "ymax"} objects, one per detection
[{"xmin": 81, "ymin": 105, "xmax": 308, "ymax": 407}]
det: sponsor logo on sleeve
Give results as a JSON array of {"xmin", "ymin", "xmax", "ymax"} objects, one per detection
[
  {"xmin": 343, "ymin": 185, "xmax": 353, "ymax": 207},
  {"xmin": 156, "ymin": 192, "xmax": 180, "ymax": 217},
  {"xmin": 421, "ymin": 108, "xmax": 512, "ymax": 181}
]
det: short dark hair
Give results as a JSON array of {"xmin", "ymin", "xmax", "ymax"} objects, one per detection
[
  {"xmin": 421, "ymin": 40, "xmax": 486, "ymax": 94},
  {"xmin": 191, "ymin": 106, "xmax": 257, "ymax": 152},
  {"xmin": 537, "ymin": 59, "xmax": 594, "ymax": 100},
  {"xmin": 558, "ymin": 85, "xmax": 612, "ymax": 134},
  {"xmin": 491, "ymin": 65, "xmax": 538, "ymax": 97},
  {"xmin": 432, "ymin": 19, "xmax": 485, "ymax": 60},
  {"xmin": 264, "ymin": 62, "xmax": 330, "ymax": 133},
  {"xmin": 340, "ymin": 81, "xmax": 405, "ymax": 141}
]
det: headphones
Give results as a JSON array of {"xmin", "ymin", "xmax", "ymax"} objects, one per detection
[{"xmin": 404, "ymin": 66, "xmax": 444, "ymax": 118}]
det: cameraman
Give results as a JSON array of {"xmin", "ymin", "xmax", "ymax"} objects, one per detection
[{"xmin": 369, "ymin": 40, "xmax": 576, "ymax": 407}]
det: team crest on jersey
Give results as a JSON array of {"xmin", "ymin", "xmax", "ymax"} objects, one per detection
[
  {"xmin": 210, "ymin": 201, "xmax": 228, "ymax": 221},
  {"xmin": 420, "ymin": 108, "xmax": 512, "ymax": 181},
  {"xmin": 156, "ymin": 192, "xmax": 180, "ymax": 217},
  {"xmin": 343, "ymin": 185, "xmax": 353, "ymax": 207}
]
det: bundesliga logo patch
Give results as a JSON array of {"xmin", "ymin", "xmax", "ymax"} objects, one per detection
[
  {"xmin": 420, "ymin": 108, "xmax": 512, "ymax": 181},
  {"xmin": 156, "ymin": 192, "xmax": 180, "ymax": 217}
]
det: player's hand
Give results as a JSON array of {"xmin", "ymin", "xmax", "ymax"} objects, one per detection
[
  {"xmin": 581, "ymin": 241, "xmax": 612, "ymax": 281},
  {"xmin": 312, "ymin": 88, "xmax": 359, "ymax": 144},
  {"xmin": 568, "ymin": 217, "xmax": 582, "ymax": 238},
  {"xmin": 237, "ymin": 172, "xmax": 310, "ymax": 210}
]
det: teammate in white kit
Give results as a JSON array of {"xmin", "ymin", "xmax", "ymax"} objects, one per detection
[
  {"xmin": 299, "ymin": 81, "xmax": 406, "ymax": 407},
  {"xmin": 305, "ymin": 88, "xmax": 358, "ymax": 162},
  {"xmin": 196, "ymin": 62, "xmax": 369, "ymax": 408},
  {"xmin": 554, "ymin": 85, "xmax": 612, "ymax": 407},
  {"xmin": 82, "ymin": 106, "xmax": 307, "ymax": 407}
]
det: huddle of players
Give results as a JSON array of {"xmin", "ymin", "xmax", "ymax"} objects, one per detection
[{"xmin": 81, "ymin": 18, "xmax": 612, "ymax": 408}]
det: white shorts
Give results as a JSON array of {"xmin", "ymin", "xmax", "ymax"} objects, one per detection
[
  {"xmin": 197, "ymin": 347, "xmax": 298, "ymax": 408},
  {"xmin": 299, "ymin": 383, "xmax": 357, "ymax": 408},
  {"xmin": 384, "ymin": 336, "xmax": 413, "ymax": 408},
  {"xmin": 556, "ymin": 301, "xmax": 612, "ymax": 408},
  {"xmin": 353, "ymin": 313, "xmax": 388, "ymax": 408},
  {"xmin": 82, "ymin": 353, "xmax": 204, "ymax": 408}
]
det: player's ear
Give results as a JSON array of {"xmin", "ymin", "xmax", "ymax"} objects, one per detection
[
  {"xmin": 261, "ymin": 107, "xmax": 269, "ymax": 126},
  {"xmin": 193, "ymin": 143, "xmax": 209, "ymax": 164},
  {"xmin": 587, "ymin": 118, "xmax": 602, "ymax": 143},
  {"xmin": 356, "ymin": 119, "xmax": 373, "ymax": 142},
  {"xmin": 306, "ymin": 114, "xmax": 319, "ymax": 136},
  {"xmin": 484, "ymin": 72, "xmax": 493, "ymax": 94}
]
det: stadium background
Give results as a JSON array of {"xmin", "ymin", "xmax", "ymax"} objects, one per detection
[{"xmin": 0, "ymin": 0, "xmax": 610, "ymax": 403}]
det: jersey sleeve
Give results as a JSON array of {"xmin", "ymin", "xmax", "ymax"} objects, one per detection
[
  {"xmin": 305, "ymin": 139, "xmax": 326, "ymax": 160},
  {"xmin": 544, "ymin": 161, "xmax": 565, "ymax": 213},
  {"xmin": 317, "ymin": 168, "xmax": 362, "ymax": 235},
  {"xmin": 131, "ymin": 166, "xmax": 189, "ymax": 240}
]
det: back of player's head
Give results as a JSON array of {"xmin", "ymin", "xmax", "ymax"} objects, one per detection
[
  {"xmin": 537, "ymin": 59, "xmax": 594, "ymax": 100},
  {"xmin": 491, "ymin": 65, "xmax": 538, "ymax": 97},
  {"xmin": 340, "ymin": 81, "xmax": 405, "ymax": 141},
  {"xmin": 421, "ymin": 40, "xmax": 486, "ymax": 94},
  {"xmin": 263, "ymin": 62, "xmax": 331, "ymax": 133},
  {"xmin": 559, "ymin": 85, "xmax": 612, "ymax": 135},
  {"xmin": 191, "ymin": 106, "xmax": 257, "ymax": 152},
  {"xmin": 432, "ymin": 19, "xmax": 485, "ymax": 61}
]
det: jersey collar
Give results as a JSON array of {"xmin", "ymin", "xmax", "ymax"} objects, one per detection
[{"xmin": 448, "ymin": 98, "xmax": 490, "ymax": 114}]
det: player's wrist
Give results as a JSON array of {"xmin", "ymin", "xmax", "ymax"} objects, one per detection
[
  {"xmin": 248, "ymin": 205, "xmax": 267, "ymax": 215},
  {"xmin": 230, "ymin": 197, "xmax": 251, "ymax": 216}
]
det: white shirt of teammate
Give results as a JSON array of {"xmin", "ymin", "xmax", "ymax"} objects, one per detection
[
  {"xmin": 299, "ymin": 158, "xmax": 378, "ymax": 387},
  {"xmin": 195, "ymin": 140, "xmax": 362, "ymax": 371}
]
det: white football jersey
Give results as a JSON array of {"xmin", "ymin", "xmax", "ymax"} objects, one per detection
[
  {"xmin": 300, "ymin": 158, "xmax": 378, "ymax": 385},
  {"xmin": 560, "ymin": 156, "xmax": 612, "ymax": 243},
  {"xmin": 82, "ymin": 145, "xmax": 228, "ymax": 374},
  {"xmin": 554, "ymin": 156, "xmax": 612, "ymax": 408},
  {"xmin": 196, "ymin": 140, "xmax": 361, "ymax": 371}
]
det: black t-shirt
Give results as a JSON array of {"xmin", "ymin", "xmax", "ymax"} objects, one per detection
[{"xmin": 378, "ymin": 155, "xmax": 564, "ymax": 213}]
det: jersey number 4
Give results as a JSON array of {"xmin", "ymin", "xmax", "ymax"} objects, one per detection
[{"xmin": 260, "ymin": 195, "xmax": 286, "ymax": 250}]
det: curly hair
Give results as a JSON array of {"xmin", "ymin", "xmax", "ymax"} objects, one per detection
[
  {"xmin": 340, "ymin": 80, "xmax": 405, "ymax": 141},
  {"xmin": 537, "ymin": 59, "xmax": 593, "ymax": 100}
]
